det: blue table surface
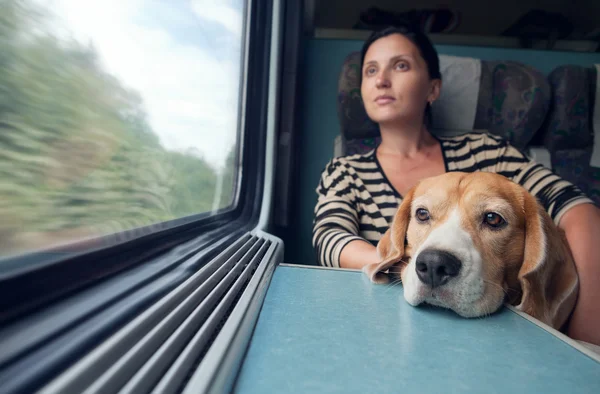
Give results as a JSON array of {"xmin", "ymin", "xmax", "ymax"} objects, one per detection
[{"xmin": 233, "ymin": 265, "xmax": 600, "ymax": 394}]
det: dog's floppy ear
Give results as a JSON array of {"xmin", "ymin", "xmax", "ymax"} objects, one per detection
[
  {"xmin": 515, "ymin": 190, "xmax": 579, "ymax": 330},
  {"xmin": 362, "ymin": 187, "xmax": 415, "ymax": 284}
]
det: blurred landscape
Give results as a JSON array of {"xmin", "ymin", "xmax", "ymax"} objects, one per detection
[{"xmin": 0, "ymin": 0, "xmax": 238, "ymax": 258}]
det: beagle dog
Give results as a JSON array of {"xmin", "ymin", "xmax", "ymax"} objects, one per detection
[{"xmin": 363, "ymin": 171, "xmax": 579, "ymax": 332}]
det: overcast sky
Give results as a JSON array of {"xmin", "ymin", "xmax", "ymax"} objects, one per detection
[{"xmin": 37, "ymin": 0, "xmax": 245, "ymax": 169}]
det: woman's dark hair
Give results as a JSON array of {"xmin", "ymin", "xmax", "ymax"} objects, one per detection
[{"xmin": 359, "ymin": 22, "xmax": 441, "ymax": 125}]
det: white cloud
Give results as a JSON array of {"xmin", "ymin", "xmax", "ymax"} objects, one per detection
[
  {"xmin": 190, "ymin": 0, "xmax": 243, "ymax": 37},
  {"xmin": 38, "ymin": 0, "xmax": 244, "ymax": 168}
]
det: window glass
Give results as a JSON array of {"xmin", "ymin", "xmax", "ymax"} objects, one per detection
[{"xmin": 0, "ymin": 0, "xmax": 245, "ymax": 259}]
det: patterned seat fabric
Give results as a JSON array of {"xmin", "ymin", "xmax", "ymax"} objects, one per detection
[
  {"xmin": 540, "ymin": 65, "xmax": 600, "ymax": 205},
  {"xmin": 336, "ymin": 51, "xmax": 551, "ymax": 156}
]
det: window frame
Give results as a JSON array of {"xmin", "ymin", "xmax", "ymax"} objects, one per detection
[{"xmin": 0, "ymin": 0, "xmax": 274, "ymax": 325}]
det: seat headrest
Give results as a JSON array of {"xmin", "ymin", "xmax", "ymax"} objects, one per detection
[
  {"xmin": 541, "ymin": 65, "xmax": 596, "ymax": 153},
  {"xmin": 337, "ymin": 52, "xmax": 551, "ymax": 153},
  {"xmin": 538, "ymin": 64, "xmax": 600, "ymax": 206},
  {"xmin": 337, "ymin": 52, "xmax": 378, "ymax": 140}
]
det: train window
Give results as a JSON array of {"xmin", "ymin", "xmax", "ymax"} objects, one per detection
[
  {"xmin": 0, "ymin": 1, "xmax": 276, "ymax": 390},
  {"xmin": 0, "ymin": 0, "xmax": 246, "ymax": 262}
]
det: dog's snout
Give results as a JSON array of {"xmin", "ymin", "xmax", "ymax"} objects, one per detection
[{"xmin": 415, "ymin": 249, "xmax": 462, "ymax": 288}]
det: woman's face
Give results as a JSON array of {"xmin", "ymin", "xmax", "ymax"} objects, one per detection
[{"xmin": 361, "ymin": 33, "xmax": 440, "ymax": 126}]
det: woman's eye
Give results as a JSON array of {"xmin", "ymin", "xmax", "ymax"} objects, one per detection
[
  {"xmin": 395, "ymin": 62, "xmax": 408, "ymax": 70},
  {"xmin": 416, "ymin": 208, "xmax": 430, "ymax": 222},
  {"xmin": 483, "ymin": 212, "xmax": 506, "ymax": 228},
  {"xmin": 365, "ymin": 66, "xmax": 376, "ymax": 75}
]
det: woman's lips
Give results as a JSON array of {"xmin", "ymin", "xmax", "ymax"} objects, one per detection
[{"xmin": 375, "ymin": 95, "xmax": 395, "ymax": 105}]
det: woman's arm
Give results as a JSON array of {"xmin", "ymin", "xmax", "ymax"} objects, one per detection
[
  {"xmin": 339, "ymin": 239, "xmax": 380, "ymax": 269},
  {"xmin": 558, "ymin": 203, "xmax": 600, "ymax": 346},
  {"xmin": 312, "ymin": 159, "xmax": 370, "ymax": 267}
]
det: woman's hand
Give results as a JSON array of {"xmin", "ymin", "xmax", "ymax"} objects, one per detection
[
  {"xmin": 559, "ymin": 203, "xmax": 600, "ymax": 346},
  {"xmin": 339, "ymin": 239, "xmax": 381, "ymax": 270}
]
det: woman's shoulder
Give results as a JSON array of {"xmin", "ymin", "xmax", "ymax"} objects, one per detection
[
  {"xmin": 322, "ymin": 149, "xmax": 378, "ymax": 175},
  {"xmin": 317, "ymin": 150, "xmax": 379, "ymax": 192}
]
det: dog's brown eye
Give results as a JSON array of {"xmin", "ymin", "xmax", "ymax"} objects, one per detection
[
  {"xmin": 416, "ymin": 208, "xmax": 430, "ymax": 222},
  {"xmin": 484, "ymin": 212, "xmax": 505, "ymax": 228}
]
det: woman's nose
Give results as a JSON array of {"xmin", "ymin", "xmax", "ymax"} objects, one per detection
[{"xmin": 375, "ymin": 73, "xmax": 391, "ymax": 89}]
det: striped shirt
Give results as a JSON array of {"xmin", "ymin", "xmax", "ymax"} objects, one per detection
[{"xmin": 312, "ymin": 131, "xmax": 594, "ymax": 268}]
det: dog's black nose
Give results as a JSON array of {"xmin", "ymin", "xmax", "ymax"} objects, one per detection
[{"xmin": 415, "ymin": 249, "xmax": 462, "ymax": 288}]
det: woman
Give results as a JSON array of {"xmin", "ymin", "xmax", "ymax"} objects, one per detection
[{"xmin": 312, "ymin": 25, "xmax": 600, "ymax": 346}]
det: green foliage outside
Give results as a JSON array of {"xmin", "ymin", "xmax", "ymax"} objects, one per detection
[{"xmin": 0, "ymin": 0, "xmax": 237, "ymax": 256}]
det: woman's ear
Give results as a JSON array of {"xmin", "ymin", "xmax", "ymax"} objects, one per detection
[
  {"xmin": 427, "ymin": 79, "xmax": 442, "ymax": 104},
  {"xmin": 363, "ymin": 187, "xmax": 416, "ymax": 284},
  {"xmin": 515, "ymin": 189, "xmax": 579, "ymax": 330}
]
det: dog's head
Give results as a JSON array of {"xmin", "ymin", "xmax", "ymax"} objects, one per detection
[{"xmin": 363, "ymin": 171, "xmax": 579, "ymax": 330}]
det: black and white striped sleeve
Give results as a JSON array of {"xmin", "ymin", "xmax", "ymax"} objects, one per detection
[
  {"xmin": 312, "ymin": 159, "xmax": 366, "ymax": 267},
  {"xmin": 489, "ymin": 135, "xmax": 594, "ymax": 224}
]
